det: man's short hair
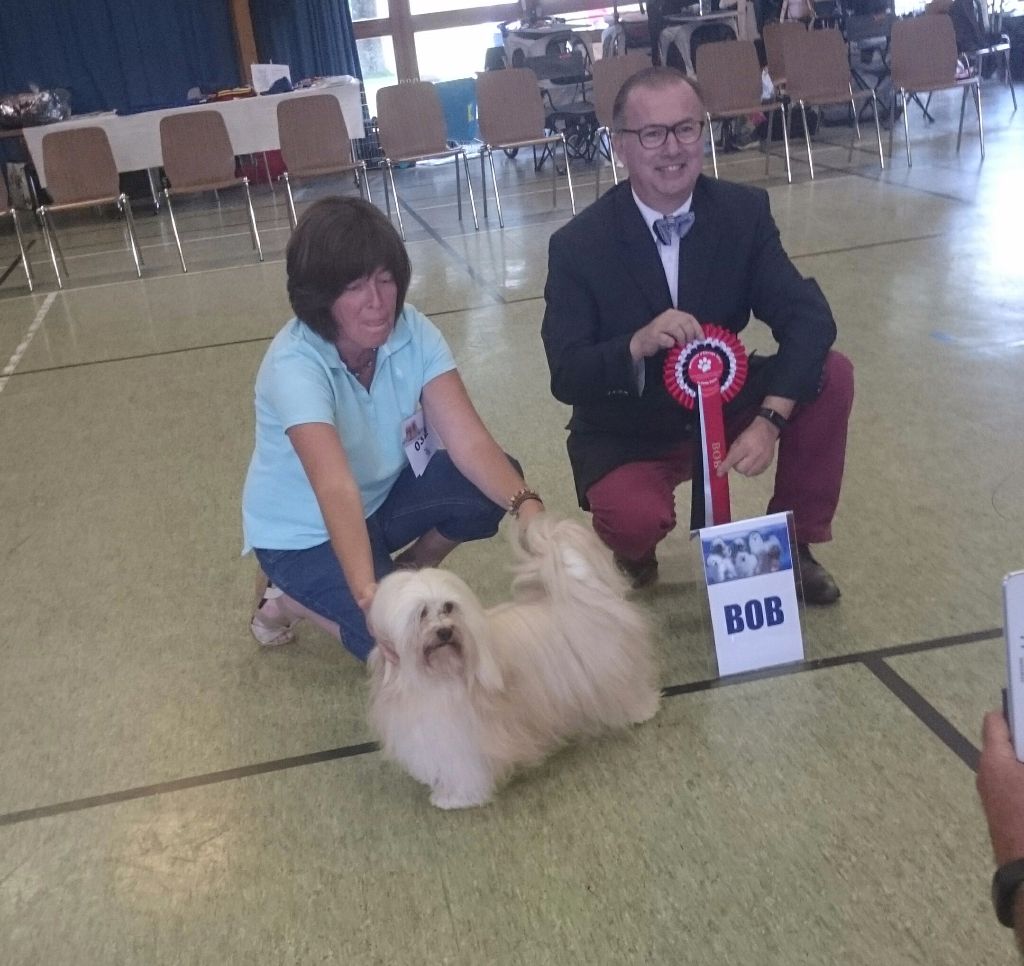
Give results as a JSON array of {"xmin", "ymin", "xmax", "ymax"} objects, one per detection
[
  {"xmin": 611, "ymin": 67, "xmax": 704, "ymax": 132},
  {"xmin": 286, "ymin": 196, "xmax": 412, "ymax": 343}
]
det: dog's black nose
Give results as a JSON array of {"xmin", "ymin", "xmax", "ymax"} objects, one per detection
[{"xmin": 436, "ymin": 626, "xmax": 452, "ymax": 642}]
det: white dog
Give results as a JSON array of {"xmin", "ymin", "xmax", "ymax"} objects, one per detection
[{"xmin": 367, "ymin": 516, "xmax": 661, "ymax": 809}]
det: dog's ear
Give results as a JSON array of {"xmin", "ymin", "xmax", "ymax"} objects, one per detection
[{"xmin": 369, "ymin": 637, "xmax": 400, "ymax": 686}]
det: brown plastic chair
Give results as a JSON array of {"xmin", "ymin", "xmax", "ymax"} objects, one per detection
[
  {"xmin": 782, "ymin": 27, "xmax": 885, "ymax": 178},
  {"xmin": 592, "ymin": 51, "xmax": 651, "ymax": 199},
  {"xmin": 159, "ymin": 110, "xmax": 263, "ymax": 272},
  {"xmin": 762, "ymin": 19, "xmax": 807, "ymax": 90},
  {"xmin": 1, "ymin": 175, "xmax": 34, "ymax": 291},
  {"xmin": 695, "ymin": 40, "xmax": 792, "ymax": 182},
  {"xmin": 475, "ymin": 68, "xmax": 576, "ymax": 227},
  {"xmin": 888, "ymin": 14, "xmax": 983, "ymax": 166},
  {"xmin": 36, "ymin": 126, "xmax": 142, "ymax": 289},
  {"xmin": 375, "ymin": 81, "xmax": 479, "ymax": 240},
  {"xmin": 276, "ymin": 94, "xmax": 370, "ymax": 230}
]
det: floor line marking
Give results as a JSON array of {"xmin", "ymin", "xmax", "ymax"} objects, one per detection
[
  {"xmin": 0, "ymin": 291, "xmax": 57, "ymax": 398},
  {"xmin": 863, "ymin": 657, "xmax": 981, "ymax": 771},
  {"xmin": 0, "ymin": 627, "xmax": 999, "ymax": 828}
]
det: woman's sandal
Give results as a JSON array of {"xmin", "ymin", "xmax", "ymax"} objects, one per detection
[{"xmin": 251, "ymin": 578, "xmax": 299, "ymax": 647}]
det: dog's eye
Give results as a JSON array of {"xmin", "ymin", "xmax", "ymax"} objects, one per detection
[
  {"xmin": 442, "ymin": 601, "xmax": 454, "ymax": 615},
  {"xmin": 419, "ymin": 605, "xmax": 428, "ymax": 621}
]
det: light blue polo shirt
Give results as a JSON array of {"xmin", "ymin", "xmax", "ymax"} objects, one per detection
[{"xmin": 241, "ymin": 304, "xmax": 456, "ymax": 553}]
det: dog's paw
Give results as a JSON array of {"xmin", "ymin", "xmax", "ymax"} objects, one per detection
[{"xmin": 429, "ymin": 787, "xmax": 492, "ymax": 810}]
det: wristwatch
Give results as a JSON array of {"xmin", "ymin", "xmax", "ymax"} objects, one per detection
[
  {"xmin": 757, "ymin": 406, "xmax": 789, "ymax": 434},
  {"xmin": 992, "ymin": 859, "xmax": 1024, "ymax": 927}
]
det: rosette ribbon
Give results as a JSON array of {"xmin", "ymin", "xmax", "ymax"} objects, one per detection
[{"xmin": 662, "ymin": 325, "xmax": 748, "ymax": 530}]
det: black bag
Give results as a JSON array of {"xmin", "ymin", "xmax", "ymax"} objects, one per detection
[{"xmin": 950, "ymin": 0, "xmax": 999, "ymax": 52}]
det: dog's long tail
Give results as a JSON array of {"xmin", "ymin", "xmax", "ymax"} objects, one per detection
[{"xmin": 509, "ymin": 515, "xmax": 632, "ymax": 605}]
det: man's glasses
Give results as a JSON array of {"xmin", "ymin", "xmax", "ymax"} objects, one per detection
[{"xmin": 617, "ymin": 119, "xmax": 706, "ymax": 148}]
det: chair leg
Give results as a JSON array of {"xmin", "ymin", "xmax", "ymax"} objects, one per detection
[
  {"xmin": 455, "ymin": 149, "xmax": 463, "ymax": 222},
  {"xmin": 974, "ymin": 82, "xmax": 985, "ymax": 160},
  {"xmin": 551, "ymin": 138, "xmax": 558, "ymax": 209},
  {"xmin": 38, "ymin": 207, "xmax": 65, "ymax": 289},
  {"xmin": 868, "ymin": 91, "xmax": 884, "ymax": 170},
  {"xmin": 486, "ymin": 150, "xmax": 503, "ymax": 229},
  {"xmin": 1005, "ymin": 49, "xmax": 1018, "ymax": 111},
  {"xmin": 479, "ymin": 150, "xmax": 489, "ymax": 221},
  {"xmin": 800, "ymin": 102, "xmax": 815, "ymax": 180},
  {"xmin": 241, "ymin": 178, "xmax": 263, "ymax": 262},
  {"xmin": 118, "ymin": 193, "xmax": 143, "ymax": 278},
  {"xmin": 8, "ymin": 209, "xmax": 34, "ymax": 291},
  {"xmin": 779, "ymin": 107, "xmax": 792, "ymax": 184},
  {"xmin": 358, "ymin": 164, "xmax": 372, "ymax": 205},
  {"xmin": 384, "ymin": 162, "xmax": 406, "ymax": 241},
  {"xmin": 283, "ymin": 173, "xmax": 298, "ymax": 230},
  {"xmin": 460, "ymin": 151, "xmax": 479, "ymax": 231},
  {"xmin": 561, "ymin": 134, "xmax": 576, "ymax": 216},
  {"xmin": 163, "ymin": 190, "xmax": 188, "ymax": 273},
  {"xmin": 957, "ymin": 85, "xmax": 969, "ymax": 151},
  {"xmin": 901, "ymin": 89, "xmax": 912, "ymax": 167},
  {"xmin": 706, "ymin": 113, "xmax": 719, "ymax": 179}
]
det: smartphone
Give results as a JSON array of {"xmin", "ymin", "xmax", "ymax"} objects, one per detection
[{"xmin": 1004, "ymin": 570, "xmax": 1024, "ymax": 763}]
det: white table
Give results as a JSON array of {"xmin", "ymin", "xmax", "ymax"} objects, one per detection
[{"xmin": 22, "ymin": 77, "xmax": 363, "ymax": 191}]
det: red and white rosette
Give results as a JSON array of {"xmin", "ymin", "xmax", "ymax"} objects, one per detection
[{"xmin": 662, "ymin": 325, "xmax": 748, "ymax": 529}]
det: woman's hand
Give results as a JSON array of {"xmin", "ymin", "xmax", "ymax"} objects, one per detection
[
  {"xmin": 355, "ymin": 581, "xmax": 378, "ymax": 615},
  {"xmin": 515, "ymin": 497, "xmax": 545, "ymax": 527}
]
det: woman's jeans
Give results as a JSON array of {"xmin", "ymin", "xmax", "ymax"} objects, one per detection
[{"xmin": 254, "ymin": 452, "xmax": 515, "ymax": 661}]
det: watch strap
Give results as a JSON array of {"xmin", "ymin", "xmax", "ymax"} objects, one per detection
[
  {"xmin": 992, "ymin": 858, "xmax": 1024, "ymax": 927},
  {"xmin": 757, "ymin": 406, "xmax": 789, "ymax": 434}
]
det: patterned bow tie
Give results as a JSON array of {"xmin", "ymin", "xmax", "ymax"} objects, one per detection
[{"xmin": 652, "ymin": 211, "xmax": 695, "ymax": 245}]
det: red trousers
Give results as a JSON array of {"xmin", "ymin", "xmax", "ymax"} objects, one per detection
[{"xmin": 587, "ymin": 350, "xmax": 854, "ymax": 561}]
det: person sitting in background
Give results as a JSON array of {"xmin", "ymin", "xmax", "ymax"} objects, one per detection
[{"xmin": 242, "ymin": 197, "xmax": 543, "ymax": 661}]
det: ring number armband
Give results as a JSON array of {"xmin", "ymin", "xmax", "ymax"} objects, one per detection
[
  {"xmin": 757, "ymin": 407, "xmax": 789, "ymax": 434},
  {"xmin": 993, "ymin": 859, "xmax": 1024, "ymax": 927}
]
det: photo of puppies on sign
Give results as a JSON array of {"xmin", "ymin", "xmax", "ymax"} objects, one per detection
[
  {"xmin": 703, "ymin": 524, "xmax": 793, "ymax": 586},
  {"xmin": 367, "ymin": 515, "xmax": 661, "ymax": 810}
]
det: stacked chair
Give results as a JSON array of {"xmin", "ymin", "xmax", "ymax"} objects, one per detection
[
  {"xmin": 782, "ymin": 27, "xmax": 885, "ymax": 178},
  {"xmin": 277, "ymin": 94, "xmax": 370, "ymax": 230},
  {"xmin": 475, "ymin": 67, "xmax": 577, "ymax": 228},
  {"xmin": 36, "ymin": 127, "xmax": 143, "ymax": 288},
  {"xmin": 695, "ymin": 40, "xmax": 792, "ymax": 183},
  {"xmin": 1, "ymin": 175, "xmax": 34, "ymax": 291},
  {"xmin": 159, "ymin": 110, "xmax": 264, "ymax": 272},
  {"xmin": 375, "ymin": 81, "xmax": 479, "ymax": 240},
  {"xmin": 888, "ymin": 13, "xmax": 984, "ymax": 165},
  {"xmin": 591, "ymin": 51, "xmax": 651, "ymax": 199}
]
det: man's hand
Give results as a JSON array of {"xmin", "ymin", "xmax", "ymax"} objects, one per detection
[
  {"xmin": 718, "ymin": 418, "xmax": 778, "ymax": 478},
  {"xmin": 978, "ymin": 711, "xmax": 1024, "ymax": 867},
  {"xmin": 629, "ymin": 309, "xmax": 704, "ymax": 361}
]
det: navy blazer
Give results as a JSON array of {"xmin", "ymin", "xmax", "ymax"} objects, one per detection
[{"xmin": 542, "ymin": 176, "xmax": 837, "ymax": 508}]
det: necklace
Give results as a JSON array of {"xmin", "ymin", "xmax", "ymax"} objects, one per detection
[{"xmin": 344, "ymin": 348, "xmax": 377, "ymax": 377}]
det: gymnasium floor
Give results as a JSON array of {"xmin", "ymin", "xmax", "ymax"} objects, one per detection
[{"xmin": 0, "ymin": 83, "xmax": 1021, "ymax": 964}]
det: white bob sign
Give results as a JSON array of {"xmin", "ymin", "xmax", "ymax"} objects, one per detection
[{"xmin": 699, "ymin": 512, "xmax": 804, "ymax": 677}]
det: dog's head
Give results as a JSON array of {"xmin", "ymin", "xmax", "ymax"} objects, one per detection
[{"xmin": 367, "ymin": 568, "xmax": 504, "ymax": 691}]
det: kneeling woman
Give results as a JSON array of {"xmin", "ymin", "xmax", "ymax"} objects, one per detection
[{"xmin": 242, "ymin": 197, "xmax": 543, "ymax": 660}]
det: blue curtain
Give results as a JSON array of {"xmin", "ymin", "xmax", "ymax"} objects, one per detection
[
  {"xmin": 249, "ymin": 0, "xmax": 363, "ymax": 84},
  {"xmin": 0, "ymin": 0, "xmax": 239, "ymax": 115}
]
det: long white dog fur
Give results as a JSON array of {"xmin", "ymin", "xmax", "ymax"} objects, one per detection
[{"xmin": 367, "ymin": 515, "xmax": 661, "ymax": 809}]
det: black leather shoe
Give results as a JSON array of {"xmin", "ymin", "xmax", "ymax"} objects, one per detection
[
  {"xmin": 797, "ymin": 544, "xmax": 841, "ymax": 605},
  {"xmin": 614, "ymin": 553, "xmax": 659, "ymax": 590}
]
